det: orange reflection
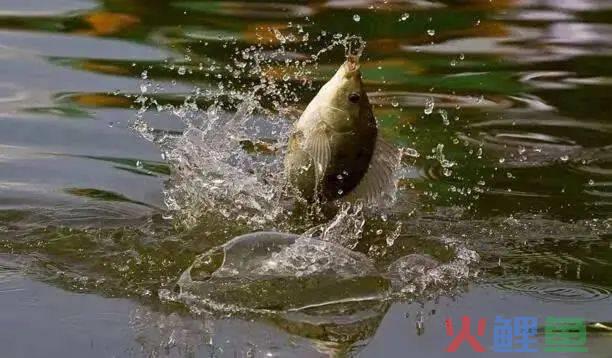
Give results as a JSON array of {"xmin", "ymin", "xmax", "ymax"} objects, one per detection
[
  {"xmin": 79, "ymin": 60, "xmax": 131, "ymax": 76},
  {"xmin": 71, "ymin": 93, "xmax": 131, "ymax": 108},
  {"xmin": 80, "ymin": 11, "xmax": 140, "ymax": 36}
]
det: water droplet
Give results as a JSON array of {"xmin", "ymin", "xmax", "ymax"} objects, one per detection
[
  {"xmin": 459, "ymin": 53, "xmax": 465, "ymax": 61},
  {"xmin": 450, "ymin": 59, "xmax": 457, "ymax": 67},
  {"xmin": 391, "ymin": 99, "xmax": 399, "ymax": 107},
  {"xmin": 438, "ymin": 109, "xmax": 449, "ymax": 125},
  {"xmin": 499, "ymin": 158, "xmax": 506, "ymax": 163},
  {"xmin": 353, "ymin": 14, "xmax": 361, "ymax": 22},
  {"xmin": 424, "ymin": 97, "xmax": 435, "ymax": 114},
  {"xmin": 399, "ymin": 13, "xmax": 410, "ymax": 22},
  {"xmin": 588, "ymin": 179, "xmax": 595, "ymax": 186},
  {"xmin": 560, "ymin": 155, "xmax": 569, "ymax": 162},
  {"xmin": 427, "ymin": 29, "xmax": 436, "ymax": 36},
  {"xmin": 403, "ymin": 147, "xmax": 420, "ymax": 158},
  {"xmin": 178, "ymin": 66, "xmax": 186, "ymax": 75}
]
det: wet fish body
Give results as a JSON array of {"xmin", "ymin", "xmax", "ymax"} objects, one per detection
[{"xmin": 284, "ymin": 59, "xmax": 399, "ymax": 203}]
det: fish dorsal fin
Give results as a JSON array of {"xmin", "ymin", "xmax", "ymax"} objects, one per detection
[
  {"xmin": 344, "ymin": 135, "xmax": 401, "ymax": 204},
  {"xmin": 304, "ymin": 124, "xmax": 331, "ymax": 186}
]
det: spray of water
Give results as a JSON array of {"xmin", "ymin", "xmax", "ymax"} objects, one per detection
[{"xmin": 133, "ymin": 28, "xmax": 368, "ymax": 230}]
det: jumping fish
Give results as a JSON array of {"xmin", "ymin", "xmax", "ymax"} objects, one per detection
[{"xmin": 284, "ymin": 55, "xmax": 400, "ymax": 203}]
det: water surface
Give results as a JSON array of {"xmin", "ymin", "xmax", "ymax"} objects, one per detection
[{"xmin": 0, "ymin": 0, "xmax": 611, "ymax": 357}]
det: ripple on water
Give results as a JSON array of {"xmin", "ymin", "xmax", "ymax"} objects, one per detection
[
  {"xmin": 501, "ymin": 9, "xmax": 575, "ymax": 22},
  {"xmin": 171, "ymin": 1, "xmax": 314, "ymax": 18},
  {"xmin": 0, "ymin": 83, "xmax": 27, "ymax": 104},
  {"xmin": 369, "ymin": 91, "xmax": 513, "ymax": 110},
  {"xmin": 0, "ymin": 0, "xmax": 96, "ymax": 16},
  {"xmin": 459, "ymin": 115, "xmax": 612, "ymax": 167},
  {"xmin": 0, "ymin": 30, "xmax": 175, "ymax": 61},
  {"xmin": 571, "ymin": 145, "xmax": 612, "ymax": 174},
  {"xmin": 324, "ymin": 0, "xmax": 445, "ymax": 10},
  {"xmin": 0, "ymin": 255, "xmax": 27, "ymax": 296},
  {"xmin": 494, "ymin": 278, "xmax": 611, "ymax": 303}
]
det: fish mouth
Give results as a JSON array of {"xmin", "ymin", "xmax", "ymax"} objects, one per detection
[{"xmin": 344, "ymin": 55, "xmax": 360, "ymax": 73}]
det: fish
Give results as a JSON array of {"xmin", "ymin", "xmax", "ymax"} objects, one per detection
[{"xmin": 284, "ymin": 56, "xmax": 400, "ymax": 203}]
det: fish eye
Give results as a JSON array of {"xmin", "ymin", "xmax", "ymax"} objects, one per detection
[{"xmin": 348, "ymin": 92, "xmax": 360, "ymax": 104}]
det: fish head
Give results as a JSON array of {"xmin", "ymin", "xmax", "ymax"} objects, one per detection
[{"xmin": 299, "ymin": 57, "xmax": 373, "ymax": 132}]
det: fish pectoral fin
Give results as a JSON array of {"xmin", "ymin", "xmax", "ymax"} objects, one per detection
[
  {"xmin": 345, "ymin": 135, "xmax": 401, "ymax": 204},
  {"xmin": 304, "ymin": 124, "xmax": 331, "ymax": 185}
]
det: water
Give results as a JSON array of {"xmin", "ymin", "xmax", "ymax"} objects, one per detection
[{"xmin": 1, "ymin": 0, "xmax": 611, "ymax": 357}]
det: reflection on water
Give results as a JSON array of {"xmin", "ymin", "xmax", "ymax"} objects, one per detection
[{"xmin": 0, "ymin": 0, "xmax": 611, "ymax": 356}]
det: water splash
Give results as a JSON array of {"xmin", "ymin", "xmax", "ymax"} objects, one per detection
[
  {"xmin": 387, "ymin": 236, "xmax": 481, "ymax": 295},
  {"xmin": 175, "ymin": 232, "xmax": 389, "ymax": 318},
  {"xmin": 132, "ymin": 29, "xmax": 371, "ymax": 228},
  {"xmin": 126, "ymin": 25, "xmax": 484, "ymax": 319}
]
